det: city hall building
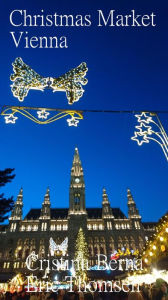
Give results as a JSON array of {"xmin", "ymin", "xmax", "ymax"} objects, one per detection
[{"xmin": 0, "ymin": 148, "xmax": 156, "ymax": 280}]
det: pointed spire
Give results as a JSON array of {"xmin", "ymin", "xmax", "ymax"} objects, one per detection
[
  {"xmin": 127, "ymin": 188, "xmax": 135, "ymax": 205},
  {"xmin": 102, "ymin": 188, "xmax": 109, "ymax": 204},
  {"xmin": 73, "ymin": 147, "xmax": 81, "ymax": 165},
  {"xmin": 40, "ymin": 188, "xmax": 51, "ymax": 219},
  {"xmin": 43, "ymin": 187, "xmax": 50, "ymax": 205},
  {"xmin": 102, "ymin": 188, "xmax": 114, "ymax": 218},
  {"xmin": 10, "ymin": 187, "xmax": 23, "ymax": 220},
  {"xmin": 71, "ymin": 147, "xmax": 84, "ymax": 178},
  {"xmin": 16, "ymin": 187, "xmax": 23, "ymax": 205},
  {"xmin": 127, "ymin": 188, "xmax": 141, "ymax": 219}
]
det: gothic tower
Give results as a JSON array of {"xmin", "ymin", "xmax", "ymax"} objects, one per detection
[
  {"xmin": 10, "ymin": 188, "xmax": 23, "ymax": 221},
  {"xmin": 102, "ymin": 188, "xmax": 114, "ymax": 219},
  {"xmin": 40, "ymin": 188, "xmax": 51, "ymax": 220},
  {"xmin": 68, "ymin": 148, "xmax": 87, "ymax": 259},
  {"xmin": 69, "ymin": 147, "xmax": 86, "ymax": 215},
  {"xmin": 9, "ymin": 188, "xmax": 23, "ymax": 232},
  {"xmin": 127, "ymin": 188, "xmax": 141, "ymax": 229}
]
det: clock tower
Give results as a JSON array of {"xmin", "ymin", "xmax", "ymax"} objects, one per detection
[{"xmin": 69, "ymin": 147, "xmax": 86, "ymax": 215}]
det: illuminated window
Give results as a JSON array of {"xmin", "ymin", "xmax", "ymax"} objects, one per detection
[
  {"xmin": 87, "ymin": 224, "xmax": 92, "ymax": 230},
  {"xmin": 50, "ymin": 225, "xmax": 55, "ymax": 231},
  {"xmin": 93, "ymin": 224, "xmax": 98, "ymax": 230},
  {"xmin": 57, "ymin": 224, "xmax": 61, "ymax": 231},
  {"xmin": 63, "ymin": 224, "xmax": 68, "ymax": 230},
  {"xmin": 99, "ymin": 224, "xmax": 103, "ymax": 230},
  {"xmin": 10, "ymin": 223, "xmax": 16, "ymax": 232},
  {"xmin": 41, "ymin": 223, "xmax": 47, "ymax": 231},
  {"xmin": 20, "ymin": 225, "xmax": 25, "ymax": 231},
  {"xmin": 107, "ymin": 222, "xmax": 112, "ymax": 230}
]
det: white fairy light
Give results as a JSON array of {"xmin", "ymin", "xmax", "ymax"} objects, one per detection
[
  {"xmin": 135, "ymin": 112, "xmax": 153, "ymax": 124},
  {"xmin": 4, "ymin": 114, "xmax": 18, "ymax": 124},
  {"xmin": 37, "ymin": 109, "xmax": 50, "ymax": 119},
  {"xmin": 67, "ymin": 116, "xmax": 79, "ymax": 127},
  {"xmin": 131, "ymin": 131, "xmax": 149, "ymax": 146},
  {"xmin": 131, "ymin": 112, "xmax": 168, "ymax": 161}
]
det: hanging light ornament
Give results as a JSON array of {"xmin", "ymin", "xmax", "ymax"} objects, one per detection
[
  {"xmin": 1, "ymin": 106, "xmax": 83, "ymax": 126},
  {"xmin": 10, "ymin": 57, "xmax": 88, "ymax": 104},
  {"xmin": 37, "ymin": 109, "xmax": 50, "ymax": 120},
  {"xmin": 131, "ymin": 112, "xmax": 168, "ymax": 161}
]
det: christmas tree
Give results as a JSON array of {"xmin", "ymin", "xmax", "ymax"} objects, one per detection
[
  {"xmin": 74, "ymin": 227, "xmax": 89, "ymax": 282},
  {"xmin": 0, "ymin": 168, "xmax": 15, "ymax": 223},
  {"xmin": 142, "ymin": 213, "xmax": 168, "ymax": 269}
]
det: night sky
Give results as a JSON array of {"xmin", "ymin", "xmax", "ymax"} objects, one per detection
[{"xmin": 0, "ymin": 0, "xmax": 167, "ymax": 223}]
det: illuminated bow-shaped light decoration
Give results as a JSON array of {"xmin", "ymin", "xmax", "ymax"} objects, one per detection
[
  {"xmin": 10, "ymin": 57, "xmax": 88, "ymax": 104},
  {"xmin": 131, "ymin": 112, "xmax": 168, "ymax": 161}
]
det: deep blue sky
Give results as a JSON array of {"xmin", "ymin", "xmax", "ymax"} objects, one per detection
[{"xmin": 0, "ymin": 0, "xmax": 167, "ymax": 223}]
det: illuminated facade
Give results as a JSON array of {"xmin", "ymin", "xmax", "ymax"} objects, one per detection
[{"xmin": 0, "ymin": 148, "xmax": 156, "ymax": 280}]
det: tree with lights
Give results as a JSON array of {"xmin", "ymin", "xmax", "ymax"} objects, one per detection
[
  {"xmin": 0, "ymin": 168, "xmax": 15, "ymax": 223},
  {"xmin": 142, "ymin": 213, "xmax": 168, "ymax": 270},
  {"xmin": 74, "ymin": 227, "xmax": 89, "ymax": 282}
]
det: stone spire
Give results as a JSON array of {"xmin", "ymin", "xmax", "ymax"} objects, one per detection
[
  {"xmin": 10, "ymin": 188, "xmax": 23, "ymax": 220},
  {"xmin": 127, "ymin": 189, "xmax": 141, "ymax": 219},
  {"xmin": 102, "ymin": 188, "xmax": 114, "ymax": 218},
  {"xmin": 69, "ymin": 148, "xmax": 86, "ymax": 214},
  {"xmin": 40, "ymin": 188, "xmax": 51, "ymax": 219}
]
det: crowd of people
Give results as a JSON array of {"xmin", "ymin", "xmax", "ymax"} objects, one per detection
[{"xmin": 0, "ymin": 279, "xmax": 168, "ymax": 300}]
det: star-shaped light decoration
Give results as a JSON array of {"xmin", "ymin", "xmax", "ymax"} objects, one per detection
[
  {"xmin": 4, "ymin": 114, "xmax": 18, "ymax": 124},
  {"xmin": 135, "ymin": 123, "xmax": 153, "ymax": 135},
  {"xmin": 131, "ymin": 131, "xmax": 149, "ymax": 146},
  {"xmin": 135, "ymin": 112, "xmax": 153, "ymax": 124},
  {"xmin": 37, "ymin": 109, "xmax": 50, "ymax": 120},
  {"xmin": 67, "ymin": 116, "xmax": 79, "ymax": 127}
]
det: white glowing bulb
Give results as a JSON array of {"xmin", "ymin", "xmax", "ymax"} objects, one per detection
[
  {"xmin": 5, "ymin": 114, "xmax": 18, "ymax": 124},
  {"xmin": 37, "ymin": 109, "xmax": 50, "ymax": 119}
]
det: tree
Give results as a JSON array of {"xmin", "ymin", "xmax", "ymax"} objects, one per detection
[
  {"xmin": 0, "ymin": 168, "xmax": 15, "ymax": 223},
  {"xmin": 74, "ymin": 227, "xmax": 89, "ymax": 282}
]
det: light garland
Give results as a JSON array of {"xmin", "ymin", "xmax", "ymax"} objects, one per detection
[
  {"xmin": 10, "ymin": 57, "xmax": 88, "ymax": 104},
  {"xmin": 1, "ymin": 105, "xmax": 83, "ymax": 126},
  {"xmin": 131, "ymin": 112, "xmax": 168, "ymax": 161}
]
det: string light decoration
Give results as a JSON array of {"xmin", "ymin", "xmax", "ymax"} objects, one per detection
[
  {"xmin": 74, "ymin": 227, "xmax": 89, "ymax": 282},
  {"xmin": 1, "ymin": 105, "xmax": 83, "ymax": 126},
  {"xmin": 10, "ymin": 57, "xmax": 88, "ymax": 104},
  {"xmin": 141, "ymin": 213, "xmax": 168, "ymax": 270},
  {"xmin": 49, "ymin": 237, "xmax": 68, "ymax": 256},
  {"xmin": 110, "ymin": 248, "xmax": 139, "ymax": 260},
  {"xmin": 131, "ymin": 112, "xmax": 168, "ymax": 161},
  {"xmin": 37, "ymin": 109, "xmax": 50, "ymax": 119}
]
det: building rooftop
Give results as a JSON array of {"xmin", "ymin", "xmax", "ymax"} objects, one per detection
[{"xmin": 24, "ymin": 207, "xmax": 127, "ymax": 220}]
